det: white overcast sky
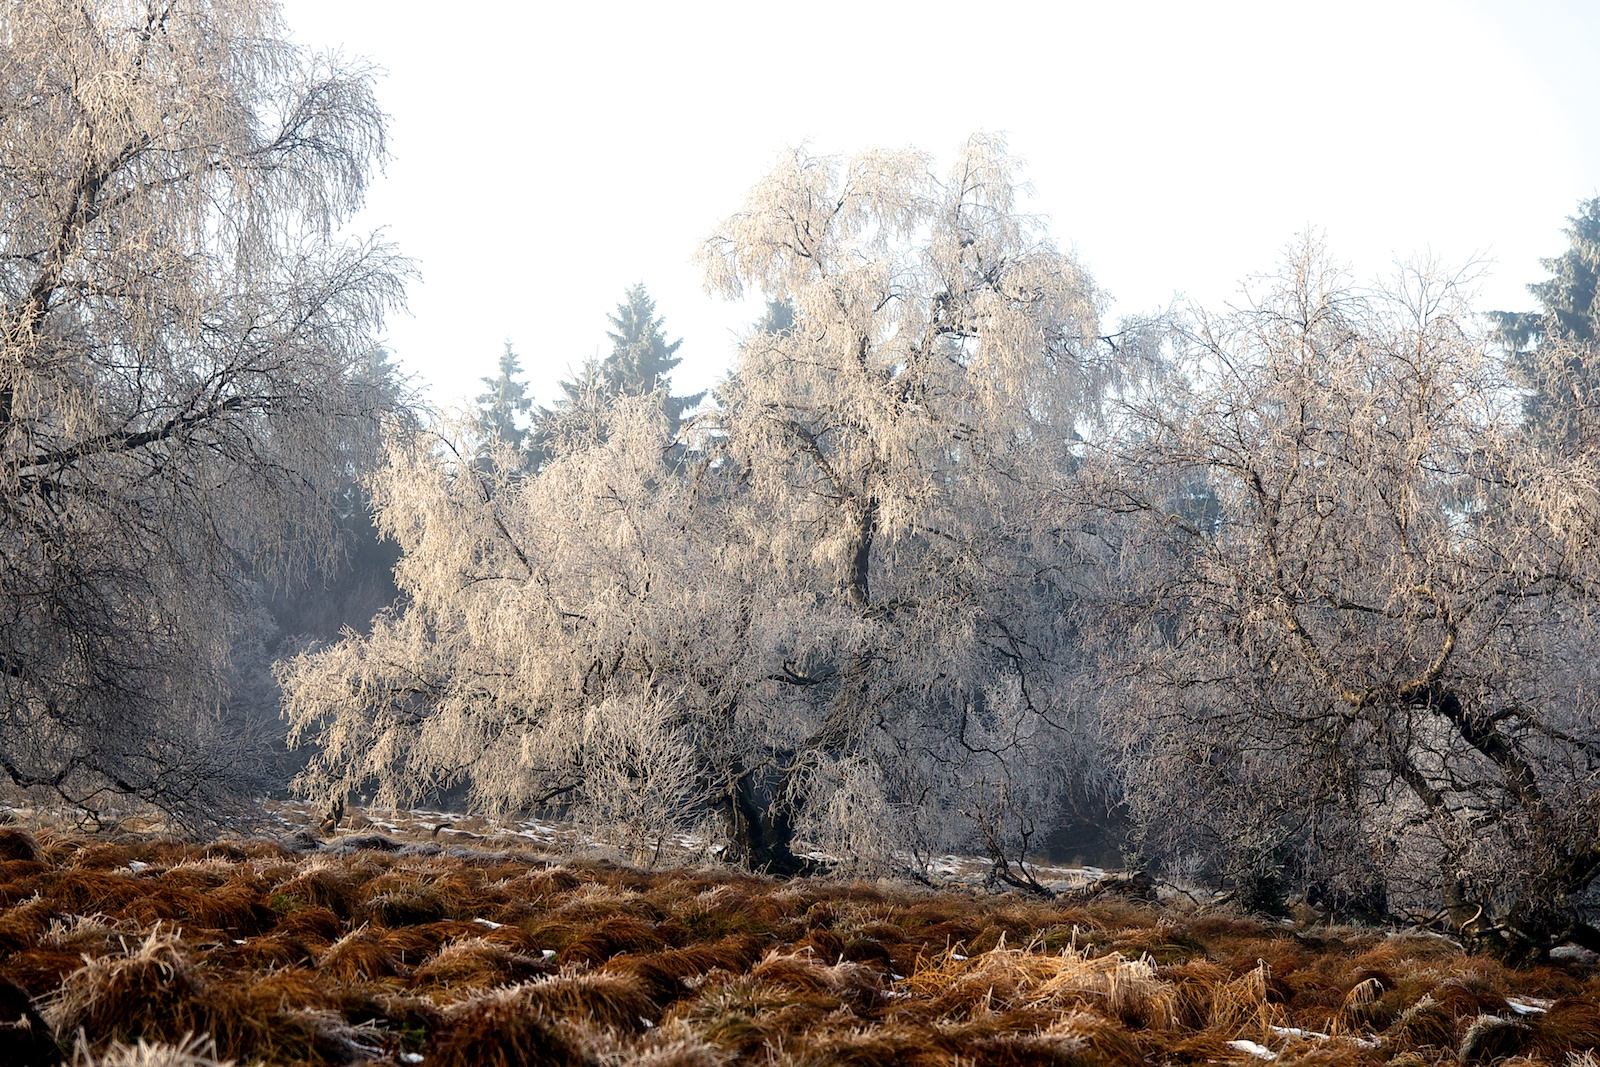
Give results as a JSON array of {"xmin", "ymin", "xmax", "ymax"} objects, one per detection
[{"xmin": 278, "ymin": 0, "xmax": 1600, "ymax": 410}]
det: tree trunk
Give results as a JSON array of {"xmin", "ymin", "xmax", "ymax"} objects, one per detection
[{"xmin": 721, "ymin": 761, "xmax": 805, "ymax": 876}]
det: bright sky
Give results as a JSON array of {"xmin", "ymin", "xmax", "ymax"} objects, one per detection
[{"xmin": 279, "ymin": 0, "xmax": 1600, "ymax": 411}]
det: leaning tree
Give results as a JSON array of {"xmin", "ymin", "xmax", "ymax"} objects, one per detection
[
  {"xmin": 0, "ymin": 0, "xmax": 408, "ymax": 823},
  {"xmin": 282, "ymin": 136, "xmax": 1125, "ymax": 874},
  {"xmin": 1092, "ymin": 240, "xmax": 1600, "ymax": 959}
]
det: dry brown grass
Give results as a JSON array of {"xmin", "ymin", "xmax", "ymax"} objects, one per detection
[
  {"xmin": 0, "ymin": 825, "xmax": 1595, "ymax": 1065},
  {"xmin": 429, "ymin": 986, "xmax": 584, "ymax": 1067}
]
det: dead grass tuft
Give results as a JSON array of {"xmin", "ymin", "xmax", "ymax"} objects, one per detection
[
  {"xmin": 68, "ymin": 1033, "xmax": 231, "ymax": 1067},
  {"xmin": 600, "ymin": 954, "xmax": 689, "ymax": 1008},
  {"xmin": 1205, "ymin": 961, "xmax": 1282, "ymax": 1039},
  {"xmin": 1527, "ymin": 999, "xmax": 1600, "ymax": 1058},
  {"xmin": 750, "ymin": 949, "xmax": 883, "ymax": 1014},
  {"xmin": 504, "ymin": 866, "xmax": 583, "ymax": 899},
  {"xmin": 430, "ymin": 987, "xmax": 584, "ymax": 1067},
  {"xmin": 48, "ymin": 929, "xmax": 211, "ymax": 1049},
  {"xmin": 45, "ymin": 871, "xmax": 146, "ymax": 916},
  {"xmin": 270, "ymin": 906, "xmax": 342, "ymax": 946},
  {"xmin": 1380, "ymin": 994, "xmax": 1454, "ymax": 1053},
  {"xmin": 792, "ymin": 1025, "xmax": 956, "ymax": 1066},
  {"xmin": 230, "ymin": 932, "xmax": 315, "ymax": 970},
  {"xmin": 625, "ymin": 1035, "xmax": 734, "ymax": 1067},
  {"xmin": 412, "ymin": 937, "xmax": 554, "ymax": 991},
  {"xmin": 319, "ymin": 926, "xmax": 405, "ymax": 982},
  {"xmin": 902, "ymin": 946, "xmax": 1177, "ymax": 1030},
  {"xmin": 557, "ymin": 915, "xmax": 665, "ymax": 964},
  {"xmin": 0, "ymin": 973, "xmax": 60, "ymax": 1067},
  {"xmin": 517, "ymin": 969, "xmax": 658, "ymax": 1031},
  {"xmin": 1458, "ymin": 1013, "xmax": 1531, "ymax": 1064},
  {"xmin": 652, "ymin": 934, "xmax": 765, "ymax": 980},
  {"xmin": 271, "ymin": 865, "xmax": 359, "ymax": 920},
  {"xmin": 1, "ymin": 946, "xmax": 93, "ymax": 997}
]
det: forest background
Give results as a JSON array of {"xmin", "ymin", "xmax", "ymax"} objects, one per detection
[{"xmin": 3, "ymin": 0, "xmax": 1600, "ymax": 970}]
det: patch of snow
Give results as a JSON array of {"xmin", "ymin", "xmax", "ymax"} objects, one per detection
[
  {"xmin": 472, "ymin": 917, "xmax": 503, "ymax": 930},
  {"xmin": 1227, "ymin": 1039, "xmax": 1277, "ymax": 1060},
  {"xmin": 1506, "ymin": 997, "xmax": 1551, "ymax": 1015},
  {"xmin": 1272, "ymin": 1026, "xmax": 1329, "ymax": 1040}
]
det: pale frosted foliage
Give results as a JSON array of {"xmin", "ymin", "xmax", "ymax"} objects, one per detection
[
  {"xmin": 1092, "ymin": 238, "xmax": 1600, "ymax": 952},
  {"xmin": 284, "ymin": 399, "xmax": 766, "ymax": 822},
  {"xmin": 794, "ymin": 756, "xmax": 903, "ymax": 871},
  {"xmin": 0, "ymin": 0, "xmax": 406, "ymax": 821},
  {"xmin": 572, "ymin": 696, "xmax": 710, "ymax": 864},
  {"xmin": 286, "ymin": 138, "xmax": 1116, "ymax": 869}
]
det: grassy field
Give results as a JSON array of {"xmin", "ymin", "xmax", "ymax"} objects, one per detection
[{"xmin": 1, "ymin": 821, "xmax": 1597, "ymax": 1067}]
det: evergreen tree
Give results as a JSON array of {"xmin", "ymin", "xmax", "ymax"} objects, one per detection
[
  {"xmin": 473, "ymin": 342, "xmax": 535, "ymax": 452},
  {"xmin": 602, "ymin": 284, "xmax": 705, "ymax": 436},
  {"xmin": 1491, "ymin": 198, "xmax": 1600, "ymax": 446},
  {"xmin": 528, "ymin": 287, "xmax": 703, "ymax": 470},
  {"xmin": 755, "ymin": 298, "xmax": 795, "ymax": 337}
]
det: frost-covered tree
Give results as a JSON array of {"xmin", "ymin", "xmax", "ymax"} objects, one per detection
[
  {"xmin": 0, "ymin": 0, "xmax": 408, "ymax": 823},
  {"xmin": 282, "ymin": 136, "xmax": 1119, "ymax": 874},
  {"xmin": 1093, "ymin": 240, "xmax": 1600, "ymax": 959},
  {"xmin": 698, "ymin": 135, "xmax": 1119, "ymax": 872}
]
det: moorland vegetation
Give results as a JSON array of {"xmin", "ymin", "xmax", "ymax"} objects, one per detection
[{"xmin": 4, "ymin": 822, "xmax": 1600, "ymax": 1066}]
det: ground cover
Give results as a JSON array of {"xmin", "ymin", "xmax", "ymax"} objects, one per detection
[{"xmin": 0, "ymin": 820, "xmax": 1597, "ymax": 1067}]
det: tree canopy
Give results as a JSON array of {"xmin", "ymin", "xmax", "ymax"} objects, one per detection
[
  {"xmin": 1092, "ymin": 241, "xmax": 1600, "ymax": 959},
  {"xmin": 282, "ymin": 136, "xmax": 1117, "ymax": 875},
  {"xmin": 0, "ymin": 0, "xmax": 408, "ymax": 823}
]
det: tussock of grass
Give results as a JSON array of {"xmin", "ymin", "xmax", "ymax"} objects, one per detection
[
  {"xmin": 430, "ymin": 987, "xmax": 584, "ymax": 1067},
  {"xmin": 318, "ymin": 925, "xmax": 404, "ymax": 982},
  {"xmin": 412, "ymin": 936, "xmax": 553, "ymax": 991},
  {"xmin": 47, "ymin": 928, "xmax": 210, "ymax": 1047}
]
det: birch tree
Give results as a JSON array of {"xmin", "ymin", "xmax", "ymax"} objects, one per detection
[
  {"xmin": 283, "ymin": 137, "xmax": 1120, "ymax": 874},
  {"xmin": 1094, "ymin": 241, "xmax": 1600, "ymax": 959},
  {"xmin": 0, "ymin": 0, "xmax": 407, "ymax": 823}
]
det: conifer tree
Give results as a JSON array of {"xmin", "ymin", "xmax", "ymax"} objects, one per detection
[
  {"xmin": 473, "ymin": 342, "xmax": 535, "ymax": 452},
  {"xmin": 1490, "ymin": 198, "xmax": 1600, "ymax": 446},
  {"xmin": 527, "ymin": 287, "xmax": 703, "ymax": 471},
  {"xmin": 601, "ymin": 284, "xmax": 705, "ymax": 436}
]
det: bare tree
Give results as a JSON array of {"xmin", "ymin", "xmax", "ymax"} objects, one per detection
[
  {"xmin": 0, "ymin": 0, "xmax": 408, "ymax": 824},
  {"xmin": 282, "ymin": 137, "xmax": 1123, "ymax": 874},
  {"xmin": 1091, "ymin": 239, "xmax": 1600, "ymax": 959}
]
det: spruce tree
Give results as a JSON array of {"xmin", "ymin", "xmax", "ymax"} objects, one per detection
[
  {"xmin": 474, "ymin": 342, "xmax": 535, "ymax": 452},
  {"xmin": 602, "ymin": 284, "xmax": 705, "ymax": 436},
  {"xmin": 1491, "ymin": 198, "xmax": 1600, "ymax": 446},
  {"xmin": 528, "ymin": 286, "xmax": 703, "ymax": 470}
]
